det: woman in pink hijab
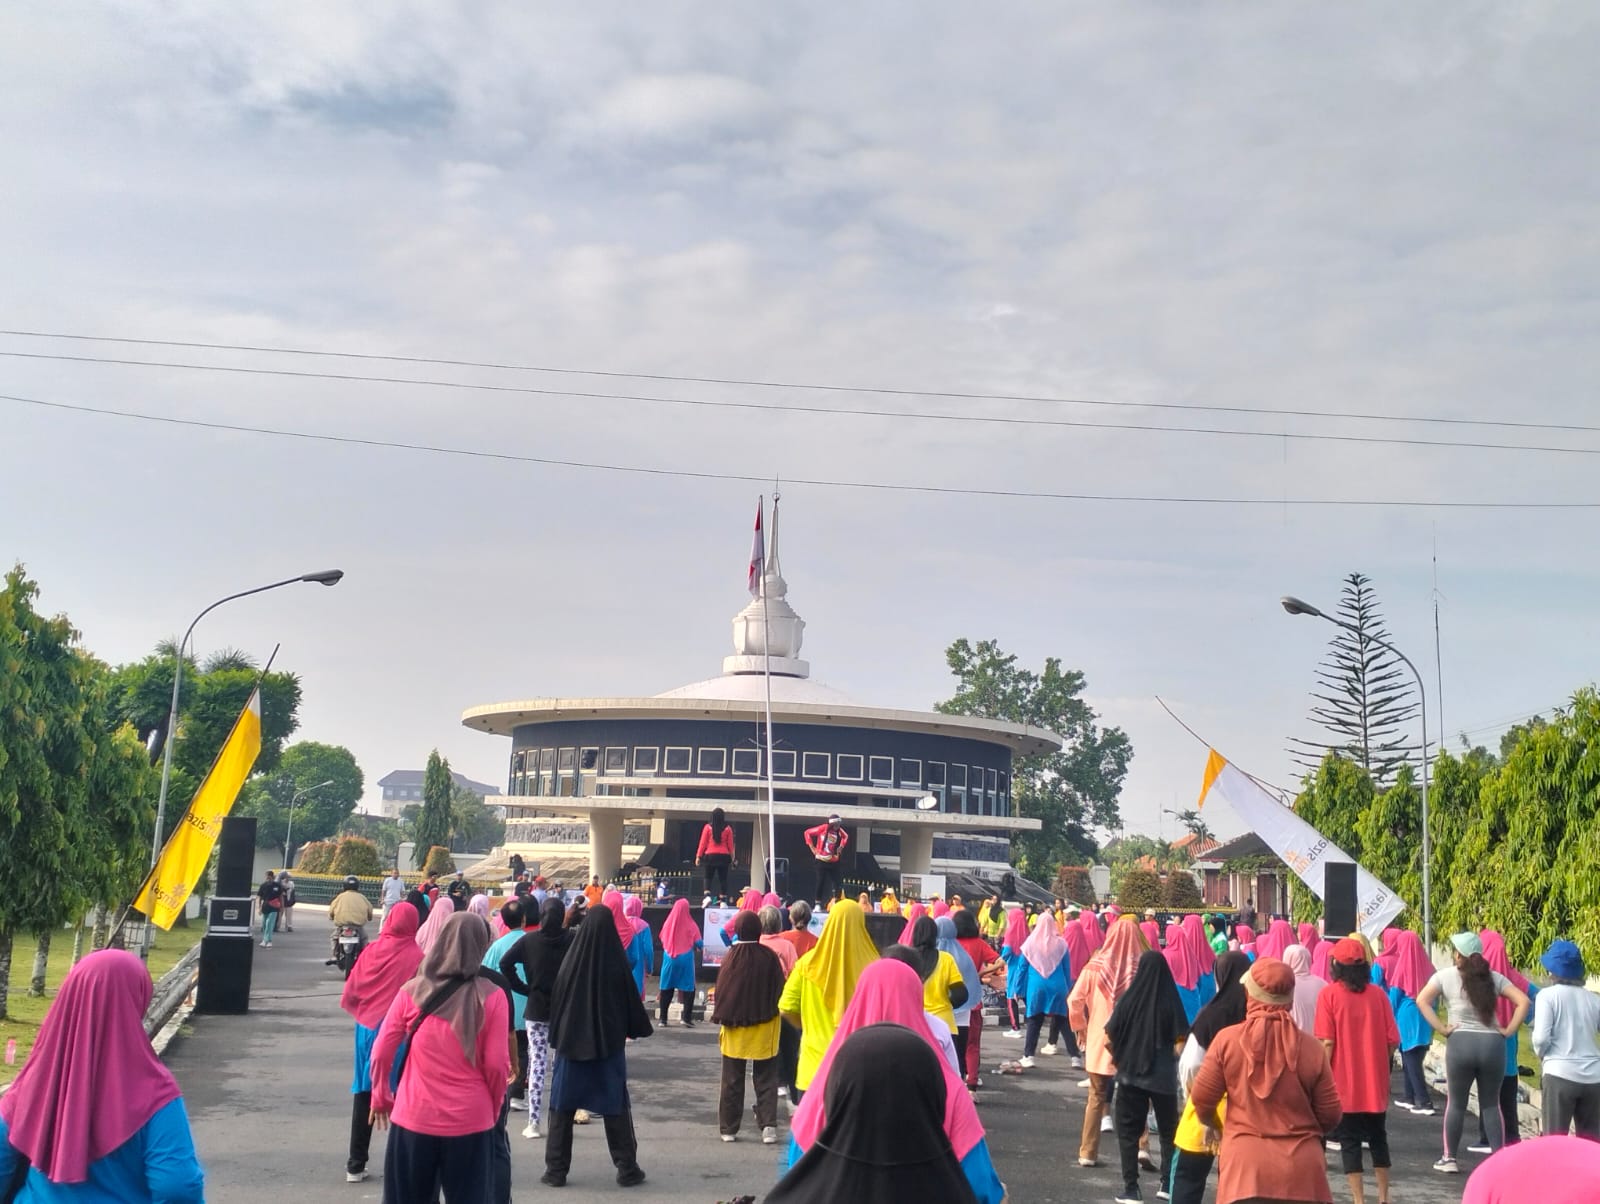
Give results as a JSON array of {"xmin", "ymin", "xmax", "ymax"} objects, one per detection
[
  {"xmin": 0, "ymin": 950, "xmax": 203, "ymax": 1199},
  {"xmin": 1140, "ymin": 919, "xmax": 1162, "ymax": 948},
  {"xmin": 1078, "ymin": 908, "xmax": 1104, "ymax": 956},
  {"xmin": 1377, "ymin": 927, "xmax": 1437, "ymax": 1112},
  {"xmin": 930, "ymin": 900, "xmax": 951, "ymax": 919},
  {"xmin": 1479, "ymin": 929, "xmax": 1535, "ymax": 1147},
  {"xmin": 1463, "ymin": 1135, "xmax": 1600, "ymax": 1204},
  {"xmin": 1298, "ymin": 922, "xmax": 1322, "ymax": 956},
  {"xmin": 415, "ymin": 893, "xmax": 456, "ymax": 954},
  {"xmin": 898, "ymin": 901, "xmax": 929, "ymax": 945},
  {"xmin": 1232, "ymin": 922, "xmax": 1257, "ymax": 958},
  {"xmin": 723, "ymin": 888, "xmax": 765, "ymax": 941},
  {"xmin": 1254, "ymin": 918, "xmax": 1296, "ymax": 961}
]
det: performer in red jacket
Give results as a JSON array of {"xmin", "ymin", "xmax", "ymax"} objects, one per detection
[{"xmin": 803, "ymin": 814, "xmax": 850, "ymax": 903}]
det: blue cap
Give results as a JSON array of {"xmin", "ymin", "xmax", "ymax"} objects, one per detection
[{"xmin": 1541, "ymin": 939, "xmax": 1586, "ymax": 981}]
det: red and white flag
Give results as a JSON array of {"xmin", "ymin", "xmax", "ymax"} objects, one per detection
[{"xmin": 748, "ymin": 499, "xmax": 765, "ymax": 597}]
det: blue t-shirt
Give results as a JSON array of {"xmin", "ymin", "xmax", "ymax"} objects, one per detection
[
  {"xmin": 483, "ymin": 929, "xmax": 530, "ymax": 1028},
  {"xmin": 780, "ymin": 1135, "xmax": 1004, "ymax": 1204},
  {"xmin": 0, "ymin": 1098, "xmax": 205, "ymax": 1203}
]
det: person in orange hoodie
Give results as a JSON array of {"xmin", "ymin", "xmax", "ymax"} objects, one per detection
[{"xmin": 1068, "ymin": 917, "xmax": 1149, "ymax": 1167}]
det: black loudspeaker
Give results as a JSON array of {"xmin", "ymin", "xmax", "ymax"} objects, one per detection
[
  {"xmin": 195, "ymin": 932, "xmax": 254, "ymax": 1014},
  {"xmin": 635, "ymin": 843, "xmax": 674, "ymax": 870},
  {"xmin": 215, "ymin": 817, "xmax": 258, "ymax": 897},
  {"xmin": 1324, "ymin": 862, "xmax": 1358, "ymax": 937}
]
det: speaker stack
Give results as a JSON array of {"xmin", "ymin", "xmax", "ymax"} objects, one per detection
[
  {"xmin": 1323, "ymin": 861, "xmax": 1359, "ymax": 939},
  {"xmin": 196, "ymin": 816, "xmax": 256, "ymax": 1015}
]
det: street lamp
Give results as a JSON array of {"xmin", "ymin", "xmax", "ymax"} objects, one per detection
[
  {"xmin": 147, "ymin": 571, "xmax": 345, "ymax": 898},
  {"xmin": 284, "ymin": 779, "xmax": 336, "ymax": 868},
  {"xmin": 1281, "ymin": 595, "xmax": 1433, "ymax": 949}
]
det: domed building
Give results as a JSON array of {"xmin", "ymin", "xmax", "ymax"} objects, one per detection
[{"xmin": 462, "ymin": 521, "xmax": 1061, "ymax": 899}]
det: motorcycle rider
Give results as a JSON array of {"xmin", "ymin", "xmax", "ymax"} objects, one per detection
[{"xmin": 326, "ymin": 875, "xmax": 374, "ymax": 965}]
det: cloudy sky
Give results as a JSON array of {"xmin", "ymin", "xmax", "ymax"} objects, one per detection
[{"xmin": 4, "ymin": 3, "xmax": 1598, "ymax": 843}]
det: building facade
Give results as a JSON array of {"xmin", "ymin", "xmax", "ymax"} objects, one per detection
[{"xmin": 376, "ymin": 768, "xmax": 500, "ymax": 820}]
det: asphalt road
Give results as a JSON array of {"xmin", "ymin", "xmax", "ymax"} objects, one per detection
[{"xmin": 165, "ymin": 917, "xmax": 1478, "ymax": 1203}]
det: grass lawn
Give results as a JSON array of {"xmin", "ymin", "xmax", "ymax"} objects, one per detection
[{"xmin": 0, "ymin": 923, "xmax": 205, "ymax": 1087}]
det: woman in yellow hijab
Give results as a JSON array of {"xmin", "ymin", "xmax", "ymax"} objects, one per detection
[
  {"xmin": 880, "ymin": 888, "xmax": 901, "ymax": 916},
  {"xmin": 777, "ymin": 899, "xmax": 879, "ymax": 1099}
]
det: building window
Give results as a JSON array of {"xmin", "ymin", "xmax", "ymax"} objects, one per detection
[
  {"xmin": 663, "ymin": 746, "xmax": 692, "ymax": 774},
  {"xmin": 633, "ymin": 747, "xmax": 659, "ymax": 774},
  {"xmin": 926, "ymin": 761, "xmax": 946, "ymax": 787},
  {"xmin": 836, "ymin": 754, "xmax": 864, "ymax": 781},
  {"xmin": 558, "ymin": 748, "xmax": 576, "ymax": 772},
  {"xmin": 772, "ymin": 749, "xmax": 797, "ymax": 777},
  {"xmin": 987, "ymin": 768, "xmax": 999, "ymax": 793},
  {"xmin": 697, "ymin": 748, "xmax": 728, "ymax": 775},
  {"xmin": 869, "ymin": 756, "xmax": 894, "ymax": 785},
  {"xmin": 539, "ymin": 748, "xmax": 556, "ymax": 772},
  {"xmin": 579, "ymin": 747, "xmax": 599, "ymax": 772},
  {"xmin": 732, "ymin": 748, "xmax": 760, "ymax": 776},
  {"xmin": 898, "ymin": 758, "xmax": 922, "ymax": 788},
  {"xmin": 802, "ymin": 751, "xmax": 831, "ymax": 779},
  {"xmin": 950, "ymin": 763, "xmax": 967, "ymax": 790},
  {"xmin": 603, "ymin": 747, "xmax": 627, "ymax": 773},
  {"xmin": 972, "ymin": 767, "xmax": 985, "ymax": 801}
]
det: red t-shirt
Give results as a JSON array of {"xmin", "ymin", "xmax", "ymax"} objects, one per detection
[
  {"xmin": 1314, "ymin": 982, "xmax": 1400, "ymax": 1113},
  {"xmin": 697, "ymin": 823, "xmax": 736, "ymax": 858},
  {"xmin": 957, "ymin": 935, "xmax": 999, "ymax": 975}
]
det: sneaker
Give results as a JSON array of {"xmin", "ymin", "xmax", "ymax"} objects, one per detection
[
  {"xmin": 1467, "ymin": 1143, "xmax": 1492, "ymax": 1155},
  {"xmin": 346, "ymin": 1170, "xmax": 369, "ymax": 1183},
  {"xmin": 1070, "ymin": 1056, "xmax": 1084, "ymax": 1069},
  {"xmin": 1040, "ymin": 1043, "xmax": 1058, "ymax": 1056},
  {"xmin": 777, "ymin": 1086, "xmax": 789, "ymax": 1098},
  {"xmin": 1078, "ymin": 1078, "xmax": 1092, "ymax": 1088},
  {"xmin": 1138, "ymin": 1151, "xmax": 1158, "ymax": 1171},
  {"xmin": 721, "ymin": 1133, "xmax": 737, "ymax": 1143},
  {"xmin": 540, "ymin": 1170, "xmax": 566, "ymax": 1187},
  {"xmin": 1077, "ymin": 1158, "xmax": 1098, "ymax": 1168},
  {"xmin": 1002, "ymin": 1029, "xmax": 1022, "ymax": 1039},
  {"xmin": 1114, "ymin": 1191, "xmax": 1142, "ymax": 1204},
  {"xmin": 1434, "ymin": 1157, "xmax": 1460, "ymax": 1173},
  {"xmin": 1394, "ymin": 1101, "xmax": 1415, "ymax": 1112},
  {"xmin": 1412, "ymin": 1105, "xmax": 1436, "ymax": 1117},
  {"xmin": 1326, "ymin": 1140, "xmax": 1341, "ymax": 1151},
  {"xmin": 1101, "ymin": 1115, "xmax": 1115, "ymax": 1133},
  {"xmin": 617, "ymin": 1166, "xmax": 645, "ymax": 1188},
  {"xmin": 1019, "ymin": 1056, "xmax": 1036, "ymax": 1069},
  {"xmin": 508, "ymin": 1097, "xmax": 527, "ymax": 1111},
  {"xmin": 1156, "ymin": 1191, "xmax": 1171, "ymax": 1201},
  {"xmin": 522, "ymin": 1122, "xmax": 540, "ymax": 1139},
  {"xmin": 574, "ymin": 1109, "xmax": 591, "ymax": 1125},
  {"xmin": 762, "ymin": 1126, "xmax": 778, "ymax": 1145}
]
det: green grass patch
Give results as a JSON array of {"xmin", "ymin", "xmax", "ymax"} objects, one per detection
[{"xmin": 0, "ymin": 924, "xmax": 204, "ymax": 1086}]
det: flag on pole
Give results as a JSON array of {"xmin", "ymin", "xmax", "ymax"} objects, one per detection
[
  {"xmin": 133, "ymin": 688, "xmax": 263, "ymax": 929},
  {"xmin": 1196, "ymin": 749, "xmax": 1405, "ymax": 940},
  {"xmin": 748, "ymin": 498, "xmax": 765, "ymax": 597}
]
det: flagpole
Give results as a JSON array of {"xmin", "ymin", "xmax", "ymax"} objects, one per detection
[{"xmin": 762, "ymin": 496, "xmax": 779, "ymax": 896}]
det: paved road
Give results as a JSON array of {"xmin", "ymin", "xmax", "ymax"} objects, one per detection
[{"xmin": 165, "ymin": 918, "xmax": 1477, "ymax": 1202}]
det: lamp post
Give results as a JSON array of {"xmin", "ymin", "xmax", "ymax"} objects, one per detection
[
  {"xmin": 283, "ymin": 779, "xmax": 336, "ymax": 868},
  {"xmin": 143, "ymin": 571, "xmax": 344, "ymax": 953},
  {"xmin": 1281, "ymin": 595, "xmax": 1432, "ymax": 949}
]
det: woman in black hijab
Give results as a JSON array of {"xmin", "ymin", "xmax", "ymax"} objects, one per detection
[
  {"xmin": 1168, "ymin": 950, "xmax": 1252, "ymax": 1204},
  {"xmin": 404, "ymin": 887, "xmax": 430, "ymax": 919},
  {"xmin": 501, "ymin": 897, "xmax": 575, "ymax": 1140},
  {"xmin": 765, "ymin": 1023, "xmax": 978, "ymax": 1204},
  {"xmin": 713, "ymin": 910, "xmax": 788, "ymax": 1142},
  {"xmin": 543, "ymin": 903, "xmax": 652, "ymax": 1188},
  {"xmin": 1104, "ymin": 950, "xmax": 1189, "ymax": 1201}
]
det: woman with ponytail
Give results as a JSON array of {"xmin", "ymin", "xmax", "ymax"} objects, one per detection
[{"xmin": 1417, "ymin": 932, "xmax": 1531, "ymax": 1174}]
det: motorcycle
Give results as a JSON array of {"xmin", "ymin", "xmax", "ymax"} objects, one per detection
[{"xmin": 331, "ymin": 923, "xmax": 366, "ymax": 978}]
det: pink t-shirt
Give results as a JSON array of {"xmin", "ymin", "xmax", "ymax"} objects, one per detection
[{"xmin": 370, "ymin": 987, "xmax": 510, "ymax": 1135}]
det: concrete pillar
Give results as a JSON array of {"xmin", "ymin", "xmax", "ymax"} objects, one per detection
[
  {"xmin": 900, "ymin": 824, "xmax": 934, "ymax": 877},
  {"xmin": 588, "ymin": 810, "xmax": 624, "ymax": 883},
  {"xmin": 749, "ymin": 819, "xmax": 768, "ymax": 894}
]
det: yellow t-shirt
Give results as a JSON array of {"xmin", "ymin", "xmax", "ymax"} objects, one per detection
[
  {"xmin": 922, "ymin": 950, "xmax": 965, "ymax": 1033},
  {"xmin": 720, "ymin": 1015, "xmax": 782, "ymax": 1062},
  {"xmin": 779, "ymin": 967, "xmax": 833, "ymax": 1089},
  {"xmin": 1175, "ymin": 1094, "xmax": 1227, "ymax": 1155}
]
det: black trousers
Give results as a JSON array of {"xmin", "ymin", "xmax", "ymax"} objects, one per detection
[
  {"xmin": 490, "ymin": 1094, "xmax": 511, "ymax": 1204},
  {"xmin": 951, "ymin": 1025, "xmax": 969, "ymax": 1073},
  {"xmin": 814, "ymin": 862, "xmax": 842, "ymax": 901},
  {"xmin": 778, "ymin": 1020, "xmax": 801, "ymax": 1094},
  {"xmin": 509, "ymin": 1029, "xmax": 528, "ymax": 1100},
  {"xmin": 658, "ymin": 988, "xmax": 695, "ymax": 1024},
  {"xmin": 382, "ymin": 1122, "xmax": 495, "ymax": 1204},
  {"xmin": 1168, "ymin": 1148, "xmax": 1215, "ymax": 1204},
  {"xmin": 1479, "ymin": 1073, "xmax": 1523, "ymax": 1145},
  {"xmin": 544, "ymin": 1107, "xmax": 642, "ymax": 1182},
  {"xmin": 702, "ymin": 854, "xmax": 731, "ymax": 896},
  {"xmin": 349, "ymin": 1091, "xmax": 374, "ymax": 1175},
  {"xmin": 1113, "ymin": 1083, "xmax": 1178, "ymax": 1194}
]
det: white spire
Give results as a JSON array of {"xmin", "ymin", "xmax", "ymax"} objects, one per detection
[{"xmin": 726, "ymin": 495, "xmax": 808, "ymax": 677}]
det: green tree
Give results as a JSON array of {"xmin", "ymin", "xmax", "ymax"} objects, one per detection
[
  {"xmin": 235, "ymin": 741, "xmax": 364, "ymax": 854},
  {"xmin": 936, "ymin": 638, "xmax": 1131, "ymax": 877},
  {"xmin": 1103, "ymin": 834, "xmax": 1175, "ymax": 870},
  {"xmin": 449, "ymin": 784, "xmax": 506, "ymax": 852},
  {"xmin": 412, "ymin": 751, "xmax": 454, "ymax": 869},
  {"xmin": 1114, "ymin": 866, "xmax": 1163, "ymax": 910},
  {"xmin": 1172, "ymin": 809, "xmax": 1213, "ymax": 843},
  {"xmin": 423, "ymin": 845, "xmax": 457, "ymax": 876},
  {"xmin": 330, "ymin": 837, "xmax": 384, "ymax": 877},
  {"xmin": 1162, "ymin": 870, "xmax": 1204, "ymax": 909},
  {"xmin": 1289, "ymin": 573, "xmax": 1420, "ymax": 786}
]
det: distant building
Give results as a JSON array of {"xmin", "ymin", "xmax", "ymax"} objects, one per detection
[{"xmin": 376, "ymin": 768, "xmax": 500, "ymax": 819}]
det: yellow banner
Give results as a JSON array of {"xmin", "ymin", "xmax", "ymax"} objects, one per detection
[{"xmin": 134, "ymin": 689, "xmax": 263, "ymax": 929}]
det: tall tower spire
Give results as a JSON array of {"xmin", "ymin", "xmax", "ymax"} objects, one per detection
[{"xmin": 725, "ymin": 495, "xmax": 808, "ymax": 678}]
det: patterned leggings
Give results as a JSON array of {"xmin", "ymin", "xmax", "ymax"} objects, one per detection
[{"xmin": 525, "ymin": 1020, "xmax": 552, "ymax": 1126}]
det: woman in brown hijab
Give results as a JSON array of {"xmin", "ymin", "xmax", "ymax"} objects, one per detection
[{"xmin": 1188, "ymin": 957, "xmax": 1342, "ymax": 1204}]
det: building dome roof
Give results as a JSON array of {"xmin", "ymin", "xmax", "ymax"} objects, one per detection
[{"xmin": 654, "ymin": 673, "xmax": 857, "ymax": 705}]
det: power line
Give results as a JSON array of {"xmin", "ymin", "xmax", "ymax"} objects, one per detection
[
  {"xmin": 4, "ymin": 347, "xmax": 1599, "ymax": 460},
  {"xmin": 7, "ymin": 390, "xmax": 1600, "ymax": 509},
  {"xmin": 3, "ymin": 326, "xmax": 1598, "ymax": 437}
]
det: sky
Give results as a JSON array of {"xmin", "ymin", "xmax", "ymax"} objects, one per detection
[{"xmin": 3, "ymin": 3, "xmax": 1598, "ymax": 846}]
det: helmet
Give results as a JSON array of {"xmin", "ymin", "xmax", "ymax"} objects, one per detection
[{"xmin": 344, "ymin": 875, "xmax": 360, "ymax": 890}]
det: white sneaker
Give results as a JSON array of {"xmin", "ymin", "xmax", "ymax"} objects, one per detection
[
  {"xmin": 762, "ymin": 1126, "xmax": 778, "ymax": 1145},
  {"xmin": 1019, "ymin": 1056, "xmax": 1036, "ymax": 1069},
  {"xmin": 721, "ymin": 1133, "xmax": 737, "ymax": 1143},
  {"xmin": 1002, "ymin": 1029, "xmax": 1022, "ymax": 1039},
  {"xmin": 1078, "ymin": 1078, "xmax": 1092, "ymax": 1088},
  {"xmin": 1413, "ymin": 1105, "xmax": 1436, "ymax": 1117},
  {"xmin": 574, "ymin": 1109, "xmax": 591, "ymax": 1125},
  {"xmin": 1070, "ymin": 1056, "xmax": 1083, "ymax": 1069},
  {"xmin": 1466, "ymin": 1142, "xmax": 1492, "ymax": 1154},
  {"xmin": 1433, "ymin": 1157, "xmax": 1460, "ymax": 1174},
  {"xmin": 1101, "ymin": 1115, "xmax": 1115, "ymax": 1133},
  {"xmin": 508, "ymin": 1097, "xmax": 527, "ymax": 1111},
  {"xmin": 777, "ymin": 1086, "xmax": 789, "ymax": 1098},
  {"xmin": 522, "ymin": 1122, "xmax": 540, "ymax": 1139},
  {"xmin": 346, "ymin": 1170, "xmax": 369, "ymax": 1183},
  {"xmin": 1040, "ymin": 1043, "xmax": 1058, "ymax": 1056}
]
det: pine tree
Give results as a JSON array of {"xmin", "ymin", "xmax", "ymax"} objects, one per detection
[
  {"xmin": 1289, "ymin": 573, "xmax": 1421, "ymax": 786},
  {"xmin": 412, "ymin": 750, "xmax": 454, "ymax": 869}
]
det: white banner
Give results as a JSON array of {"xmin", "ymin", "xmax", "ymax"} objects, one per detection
[{"xmin": 1199, "ymin": 750, "xmax": 1406, "ymax": 940}]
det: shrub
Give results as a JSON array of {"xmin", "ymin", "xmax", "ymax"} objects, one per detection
[
  {"xmin": 298, "ymin": 841, "xmax": 336, "ymax": 874},
  {"xmin": 1162, "ymin": 870, "xmax": 1203, "ymax": 909},
  {"xmin": 423, "ymin": 845, "xmax": 456, "ymax": 876},
  {"xmin": 1052, "ymin": 864, "xmax": 1097, "ymax": 906},
  {"xmin": 331, "ymin": 837, "xmax": 383, "ymax": 878},
  {"xmin": 1114, "ymin": 866, "xmax": 1163, "ymax": 910}
]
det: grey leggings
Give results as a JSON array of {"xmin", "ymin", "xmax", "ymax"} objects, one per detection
[{"xmin": 1445, "ymin": 1029, "xmax": 1507, "ymax": 1157}]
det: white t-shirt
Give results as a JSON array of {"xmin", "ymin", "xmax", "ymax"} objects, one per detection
[
  {"xmin": 381, "ymin": 876, "xmax": 406, "ymax": 906},
  {"xmin": 1426, "ymin": 966, "xmax": 1510, "ymax": 1034},
  {"xmin": 1532, "ymin": 983, "xmax": 1600, "ymax": 1084}
]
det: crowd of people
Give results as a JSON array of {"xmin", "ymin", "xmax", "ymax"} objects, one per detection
[{"xmin": 8, "ymin": 867, "xmax": 1600, "ymax": 1202}]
